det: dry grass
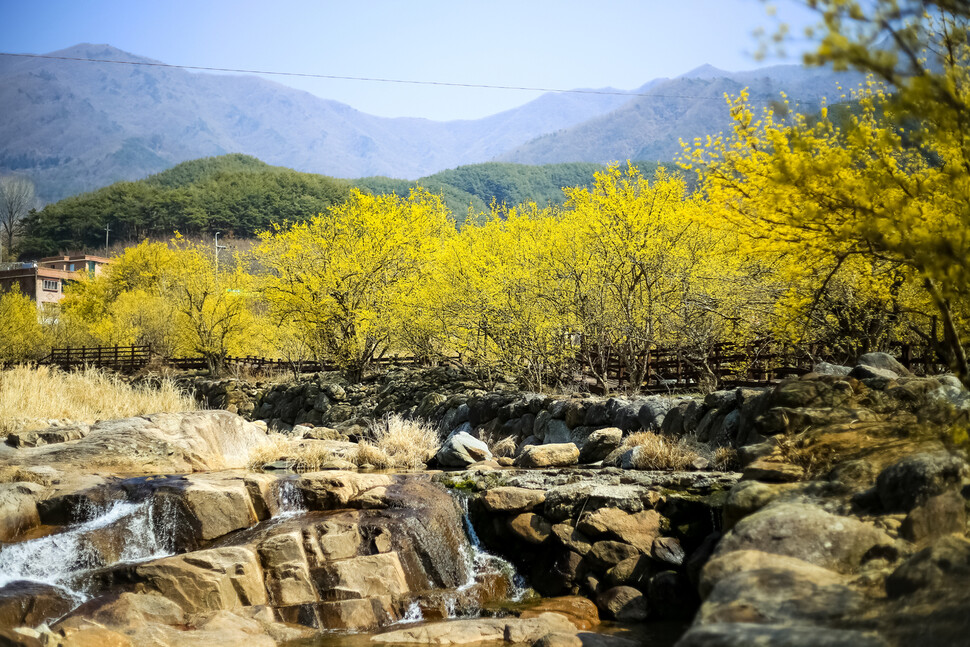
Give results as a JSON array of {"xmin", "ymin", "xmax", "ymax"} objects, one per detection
[
  {"xmin": 490, "ymin": 435, "xmax": 518, "ymax": 458},
  {"xmin": 0, "ymin": 365, "xmax": 197, "ymax": 436},
  {"xmin": 622, "ymin": 431, "xmax": 708, "ymax": 470},
  {"xmin": 246, "ymin": 434, "xmax": 338, "ymax": 472},
  {"xmin": 349, "ymin": 414, "xmax": 440, "ymax": 469},
  {"xmin": 349, "ymin": 441, "xmax": 393, "ymax": 469},
  {"xmin": 246, "ymin": 433, "xmax": 293, "ymax": 470},
  {"xmin": 713, "ymin": 446, "xmax": 740, "ymax": 471}
]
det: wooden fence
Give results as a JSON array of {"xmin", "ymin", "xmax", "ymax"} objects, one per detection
[
  {"xmin": 40, "ymin": 341, "xmax": 944, "ymax": 391},
  {"xmin": 45, "ymin": 345, "xmax": 153, "ymax": 372}
]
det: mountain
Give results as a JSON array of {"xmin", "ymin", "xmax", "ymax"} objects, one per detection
[
  {"xmin": 1, "ymin": 44, "xmax": 863, "ymax": 205},
  {"xmin": 0, "ymin": 44, "xmax": 632, "ymax": 204},
  {"xmin": 496, "ymin": 64, "xmax": 865, "ymax": 165}
]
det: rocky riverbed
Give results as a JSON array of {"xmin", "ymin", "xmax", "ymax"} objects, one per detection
[{"xmin": 1, "ymin": 353, "xmax": 968, "ymax": 646}]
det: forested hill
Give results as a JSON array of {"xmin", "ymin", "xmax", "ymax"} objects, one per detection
[{"xmin": 18, "ymin": 155, "xmax": 673, "ymax": 258}]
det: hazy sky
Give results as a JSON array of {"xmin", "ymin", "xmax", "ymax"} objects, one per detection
[{"xmin": 0, "ymin": 0, "xmax": 821, "ymax": 121}]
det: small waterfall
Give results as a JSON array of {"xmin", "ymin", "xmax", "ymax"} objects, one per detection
[
  {"xmin": 0, "ymin": 499, "xmax": 175, "ymax": 602},
  {"xmin": 453, "ymin": 493, "xmax": 527, "ymax": 609},
  {"xmin": 400, "ymin": 600, "xmax": 424, "ymax": 623},
  {"xmin": 273, "ymin": 477, "xmax": 306, "ymax": 517}
]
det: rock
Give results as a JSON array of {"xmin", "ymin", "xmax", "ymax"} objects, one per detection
[
  {"xmin": 577, "ymin": 508, "xmax": 661, "ymax": 552},
  {"xmin": 436, "ymin": 432, "xmax": 492, "ymax": 468},
  {"xmin": 596, "ymin": 586, "xmax": 648, "ymax": 621},
  {"xmin": 532, "ymin": 633, "xmax": 582, "ymax": 647},
  {"xmin": 544, "ymin": 421, "xmax": 573, "ymax": 446},
  {"xmin": 589, "ymin": 541, "xmax": 642, "ymax": 569},
  {"xmin": 156, "ymin": 475, "xmax": 258, "ymax": 541},
  {"xmin": 886, "ymin": 533, "xmax": 970, "ymax": 597},
  {"xmin": 714, "ymin": 503, "xmax": 893, "ymax": 574},
  {"xmin": 516, "ymin": 443, "xmax": 580, "ymax": 468},
  {"xmin": 652, "ymin": 536, "xmax": 685, "ymax": 566},
  {"xmin": 741, "ymin": 460, "xmax": 805, "ymax": 483},
  {"xmin": 519, "ymin": 596, "xmax": 600, "ymax": 630},
  {"xmin": 721, "ymin": 481, "xmax": 800, "ymax": 530},
  {"xmin": 699, "ymin": 550, "xmax": 846, "ymax": 600},
  {"xmin": 849, "ymin": 364, "xmax": 900, "ymax": 380},
  {"xmin": 0, "ymin": 411, "xmax": 269, "ymax": 474},
  {"xmin": 605, "ymin": 555, "xmax": 654, "ymax": 588},
  {"xmin": 875, "ymin": 451, "xmax": 969, "ymax": 512},
  {"xmin": 298, "ymin": 471, "xmax": 393, "ymax": 509},
  {"xmin": 578, "ymin": 428, "xmax": 623, "ymax": 464},
  {"xmin": 256, "ymin": 530, "xmax": 318, "ymax": 606},
  {"xmin": 0, "ymin": 484, "xmax": 40, "ymax": 542},
  {"xmin": 508, "ymin": 512, "xmax": 553, "ymax": 544},
  {"xmin": 814, "ymin": 362, "xmax": 852, "ymax": 376},
  {"xmin": 544, "ymin": 483, "xmax": 662, "ymax": 521},
  {"xmin": 135, "ymin": 546, "xmax": 267, "ymax": 614},
  {"xmin": 676, "ymin": 623, "xmax": 890, "ymax": 647},
  {"xmin": 637, "ymin": 400, "xmax": 670, "ymax": 431},
  {"xmin": 370, "ymin": 612, "xmax": 577, "ymax": 644},
  {"xmin": 900, "ymin": 491, "xmax": 967, "ymax": 543},
  {"xmin": 858, "ymin": 352, "xmax": 911, "ymax": 376},
  {"xmin": 312, "ymin": 552, "xmax": 410, "ymax": 600},
  {"xmin": 768, "ymin": 378, "xmax": 854, "ymax": 411},
  {"xmin": 316, "ymin": 597, "xmax": 395, "ymax": 630},
  {"xmin": 697, "ymin": 565, "xmax": 865, "ymax": 626},
  {"xmin": 551, "ymin": 524, "xmax": 594, "ymax": 556},
  {"xmin": 0, "ymin": 581, "xmax": 76, "ymax": 628},
  {"xmin": 482, "ymin": 487, "xmax": 546, "ymax": 513}
]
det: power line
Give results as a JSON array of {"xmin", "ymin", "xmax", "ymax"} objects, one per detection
[{"xmin": 0, "ymin": 51, "xmax": 824, "ymax": 105}]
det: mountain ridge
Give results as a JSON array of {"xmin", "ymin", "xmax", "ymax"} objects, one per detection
[{"xmin": 1, "ymin": 44, "xmax": 862, "ymax": 204}]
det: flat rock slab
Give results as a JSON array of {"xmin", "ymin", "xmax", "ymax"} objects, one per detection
[
  {"xmin": 370, "ymin": 612, "xmax": 576, "ymax": 644},
  {"xmin": 0, "ymin": 411, "xmax": 269, "ymax": 475}
]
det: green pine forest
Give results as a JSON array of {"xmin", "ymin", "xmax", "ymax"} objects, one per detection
[{"xmin": 16, "ymin": 155, "xmax": 672, "ymax": 258}]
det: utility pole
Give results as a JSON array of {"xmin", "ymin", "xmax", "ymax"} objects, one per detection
[
  {"xmin": 104, "ymin": 223, "xmax": 111, "ymax": 251},
  {"xmin": 214, "ymin": 231, "xmax": 226, "ymax": 278}
]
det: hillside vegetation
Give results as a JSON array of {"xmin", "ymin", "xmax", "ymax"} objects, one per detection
[{"xmin": 17, "ymin": 156, "xmax": 674, "ymax": 256}]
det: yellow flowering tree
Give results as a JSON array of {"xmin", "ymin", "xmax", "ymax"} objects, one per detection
[
  {"xmin": 254, "ymin": 188, "xmax": 451, "ymax": 381},
  {"xmin": 0, "ymin": 286, "xmax": 48, "ymax": 363}
]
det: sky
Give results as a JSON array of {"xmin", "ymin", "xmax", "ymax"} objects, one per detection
[{"xmin": 0, "ymin": 0, "xmax": 821, "ymax": 121}]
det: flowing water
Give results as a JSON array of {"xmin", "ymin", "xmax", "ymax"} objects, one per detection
[
  {"xmin": 273, "ymin": 476, "xmax": 307, "ymax": 517},
  {"xmin": 0, "ymin": 499, "xmax": 175, "ymax": 602},
  {"xmin": 454, "ymin": 492, "xmax": 527, "ymax": 605}
]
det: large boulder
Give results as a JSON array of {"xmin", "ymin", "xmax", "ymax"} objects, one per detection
[
  {"xmin": 154, "ymin": 474, "xmax": 259, "ymax": 541},
  {"xmin": 857, "ymin": 352, "xmax": 911, "ymax": 376},
  {"xmin": 0, "ymin": 581, "xmax": 76, "ymax": 629},
  {"xmin": 135, "ymin": 546, "xmax": 268, "ymax": 614},
  {"xmin": 714, "ymin": 503, "xmax": 893, "ymax": 574},
  {"xmin": 875, "ymin": 451, "xmax": 969, "ymax": 512},
  {"xmin": 886, "ymin": 533, "xmax": 970, "ymax": 597},
  {"xmin": 0, "ymin": 483, "xmax": 41, "ymax": 542},
  {"xmin": 0, "ymin": 411, "xmax": 269, "ymax": 474},
  {"xmin": 516, "ymin": 443, "xmax": 580, "ymax": 468},
  {"xmin": 578, "ymin": 428, "xmax": 623, "ymax": 464},
  {"xmin": 676, "ymin": 623, "xmax": 890, "ymax": 647},
  {"xmin": 596, "ymin": 586, "xmax": 648, "ymax": 621},
  {"xmin": 576, "ymin": 508, "xmax": 661, "ymax": 553},
  {"xmin": 436, "ymin": 431, "xmax": 492, "ymax": 468}
]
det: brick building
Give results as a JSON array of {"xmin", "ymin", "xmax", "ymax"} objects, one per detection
[{"xmin": 0, "ymin": 255, "xmax": 110, "ymax": 308}]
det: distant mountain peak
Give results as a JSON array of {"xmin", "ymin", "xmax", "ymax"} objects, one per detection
[
  {"xmin": 49, "ymin": 43, "xmax": 163, "ymax": 65},
  {"xmin": 679, "ymin": 64, "xmax": 731, "ymax": 80}
]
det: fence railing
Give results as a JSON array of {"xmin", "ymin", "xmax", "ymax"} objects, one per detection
[{"xmin": 39, "ymin": 341, "xmax": 944, "ymax": 391}]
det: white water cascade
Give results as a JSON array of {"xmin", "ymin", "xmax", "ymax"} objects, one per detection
[
  {"xmin": 273, "ymin": 477, "xmax": 306, "ymax": 518},
  {"xmin": 455, "ymin": 493, "xmax": 527, "ymax": 606},
  {"xmin": 0, "ymin": 499, "xmax": 175, "ymax": 602}
]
